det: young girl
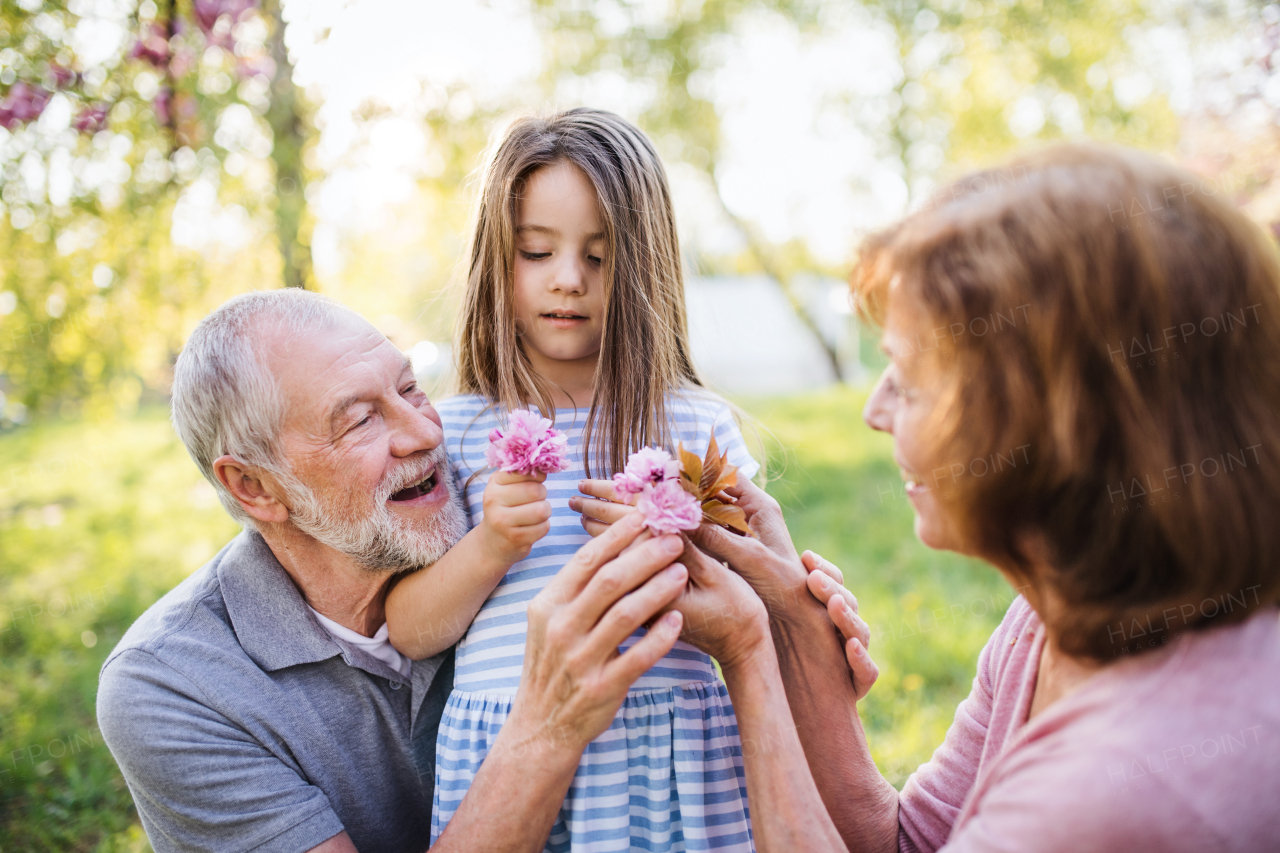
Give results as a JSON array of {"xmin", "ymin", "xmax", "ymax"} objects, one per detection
[{"xmin": 386, "ymin": 108, "xmax": 758, "ymax": 853}]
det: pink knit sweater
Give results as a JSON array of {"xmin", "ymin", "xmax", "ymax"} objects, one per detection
[{"xmin": 896, "ymin": 595, "xmax": 1280, "ymax": 852}]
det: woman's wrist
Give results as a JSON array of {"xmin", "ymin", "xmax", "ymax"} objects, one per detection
[{"xmin": 718, "ymin": 616, "xmax": 779, "ymax": 686}]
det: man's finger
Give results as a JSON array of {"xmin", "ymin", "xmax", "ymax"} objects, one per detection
[
  {"xmin": 565, "ymin": 533, "xmax": 685, "ymax": 633},
  {"xmin": 588, "ymin": 561, "xmax": 688, "ymax": 653},
  {"xmin": 603, "ymin": 610, "xmax": 683, "ymax": 693},
  {"xmin": 543, "ymin": 511, "xmax": 646, "ymax": 604}
]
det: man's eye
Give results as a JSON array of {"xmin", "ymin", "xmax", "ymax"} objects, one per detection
[
  {"xmin": 520, "ymin": 250, "xmax": 550, "ymax": 261},
  {"xmin": 401, "ymin": 382, "xmax": 420, "ymax": 395}
]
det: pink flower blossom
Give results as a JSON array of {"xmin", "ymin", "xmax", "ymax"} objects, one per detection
[
  {"xmin": 635, "ymin": 478, "xmax": 702, "ymax": 535},
  {"xmin": 612, "ymin": 446, "xmax": 680, "ymax": 500},
  {"xmin": 48, "ymin": 64, "xmax": 76, "ymax": 90},
  {"xmin": 0, "ymin": 82, "xmax": 52, "ymax": 129},
  {"xmin": 485, "ymin": 409, "xmax": 570, "ymax": 475},
  {"xmin": 130, "ymin": 23, "xmax": 170, "ymax": 67},
  {"xmin": 73, "ymin": 103, "xmax": 110, "ymax": 134},
  {"xmin": 194, "ymin": 0, "xmax": 257, "ymax": 35}
]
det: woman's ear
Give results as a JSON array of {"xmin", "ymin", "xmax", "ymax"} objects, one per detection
[{"xmin": 212, "ymin": 455, "xmax": 290, "ymax": 525}]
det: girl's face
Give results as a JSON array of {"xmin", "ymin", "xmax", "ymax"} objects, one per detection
[
  {"xmin": 862, "ymin": 299, "xmax": 968, "ymax": 553},
  {"xmin": 512, "ymin": 160, "xmax": 607, "ymax": 382}
]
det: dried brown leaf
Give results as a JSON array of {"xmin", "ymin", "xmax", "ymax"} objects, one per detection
[{"xmin": 676, "ymin": 437, "xmax": 754, "ymax": 537}]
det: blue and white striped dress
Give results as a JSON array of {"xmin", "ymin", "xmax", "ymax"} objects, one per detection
[{"xmin": 431, "ymin": 390, "xmax": 758, "ymax": 853}]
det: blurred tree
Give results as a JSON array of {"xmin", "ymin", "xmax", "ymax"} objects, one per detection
[
  {"xmin": 1173, "ymin": 2, "xmax": 1280, "ymax": 233},
  {"xmin": 0, "ymin": 0, "xmax": 312, "ymax": 420},
  {"xmin": 530, "ymin": 0, "xmax": 1178, "ymax": 381}
]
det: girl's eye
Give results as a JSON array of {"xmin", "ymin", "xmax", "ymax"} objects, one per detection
[
  {"xmin": 587, "ymin": 255, "xmax": 602, "ymax": 265},
  {"xmin": 520, "ymin": 250, "xmax": 550, "ymax": 261}
]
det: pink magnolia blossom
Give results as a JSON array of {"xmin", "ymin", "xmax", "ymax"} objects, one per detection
[
  {"xmin": 612, "ymin": 446, "xmax": 680, "ymax": 500},
  {"xmin": 635, "ymin": 478, "xmax": 702, "ymax": 535},
  {"xmin": 195, "ymin": 0, "xmax": 258, "ymax": 33},
  {"xmin": 131, "ymin": 23, "xmax": 170, "ymax": 67},
  {"xmin": 73, "ymin": 103, "xmax": 110, "ymax": 134},
  {"xmin": 48, "ymin": 64, "xmax": 76, "ymax": 89},
  {"xmin": 485, "ymin": 409, "xmax": 570, "ymax": 475},
  {"xmin": 0, "ymin": 82, "xmax": 51, "ymax": 130}
]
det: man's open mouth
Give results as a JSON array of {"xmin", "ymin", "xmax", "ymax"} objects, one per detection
[{"xmin": 389, "ymin": 469, "xmax": 438, "ymax": 502}]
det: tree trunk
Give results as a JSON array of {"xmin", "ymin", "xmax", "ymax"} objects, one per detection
[
  {"xmin": 708, "ymin": 172, "xmax": 845, "ymax": 383},
  {"xmin": 262, "ymin": 0, "xmax": 312, "ymax": 290}
]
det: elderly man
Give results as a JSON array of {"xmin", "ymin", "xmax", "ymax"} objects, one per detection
[{"xmin": 96, "ymin": 289, "xmax": 694, "ymax": 853}]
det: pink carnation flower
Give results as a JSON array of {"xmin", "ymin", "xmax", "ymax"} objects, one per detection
[
  {"xmin": 485, "ymin": 408, "xmax": 570, "ymax": 475},
  {"xmin": 612, "ymin": 446, "xmax": 680, "ymax": 500},
  {"xmin": 635, "ymin": 478, "xmax": 702, "ymax": 535}
]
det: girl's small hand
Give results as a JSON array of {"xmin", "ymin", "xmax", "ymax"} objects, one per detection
[
  {"xmin": 480, "ymin": 470, "xmax": 553, "ymax": 565},
  {"xmin": 803, "ymin": 550, "xmax": 879, "ymax": 702},
  {"xmin": 571, "ymin": 479, "xmax": 628, "ymax": 536}
]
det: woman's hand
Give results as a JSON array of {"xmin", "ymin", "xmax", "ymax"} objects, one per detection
[
  {"xmin": 803, "ymin": 551, "xmax": 879, "ymax": 702},
  {"xmin": 574, "ymin": 477, "xmax": 810, "ymax": 624},
  {"xmin": 670, "ymin": 538, "xmax": 773, "ymax": 674}
]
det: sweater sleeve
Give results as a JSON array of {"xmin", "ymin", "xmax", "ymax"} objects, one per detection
[{"xmin": 896, "ymin": 598, "xmax": 1033, "ymax": 853}]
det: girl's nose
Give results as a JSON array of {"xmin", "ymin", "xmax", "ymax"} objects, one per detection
[
  {"xmin": 552, "ymin": 256, "xmax": 586, "ymax": 294},
  {"xmin": 863, "ymin": 366, "xmax": 896, "ymax": 433}
]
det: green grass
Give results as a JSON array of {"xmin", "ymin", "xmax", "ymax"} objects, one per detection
[
  {"xmin": 742, "ymin": 389, "xmax": 1012, "ymax": 783},
  {"xmin": 0, "ymin": 389, "xmax": 1014, "ymax": 848}
]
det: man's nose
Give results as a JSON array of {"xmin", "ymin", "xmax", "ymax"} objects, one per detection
[
  {"xmin": 863, "ymin": 366, "xmax": 896, "ymax": 433},
  {"xmin": 388, "ymin": 398, "xmax": 443, "ymax": 458}
]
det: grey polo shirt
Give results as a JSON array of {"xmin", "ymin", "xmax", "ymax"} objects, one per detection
[{"xmin": 97, "ymin": 530, "xmax": 454, "ymax": 853}]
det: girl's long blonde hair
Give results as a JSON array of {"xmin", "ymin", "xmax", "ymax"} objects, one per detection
[{"xmin": 454, "ymin": 108, "xmax": 703, "ymax": 478}]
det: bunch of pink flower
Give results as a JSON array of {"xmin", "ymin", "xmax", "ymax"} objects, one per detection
[
  {"xmin": 614, "ymin": 447, "xmax": 702, "ymax": 535},
  {"xmin": 0, "ymin": 82, "xmax": 51, "ymax": 131},
  {"xmin": 485, "ymin": 409, "xmax": 570, "ymax": 476}
]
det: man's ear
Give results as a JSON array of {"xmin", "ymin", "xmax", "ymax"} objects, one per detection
[{"xmin": 213, "ymin": 455, "xmax": 290, "ymax": 525}]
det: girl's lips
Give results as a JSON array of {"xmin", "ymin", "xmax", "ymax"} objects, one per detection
[{"xmin": 541, "ymin": 313, "xmax": 588, "ymax": 330}]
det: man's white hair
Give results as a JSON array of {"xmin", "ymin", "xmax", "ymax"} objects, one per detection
[{"xmin": 170, "ymin": 289, "xmax": 352, "ymax": 527}]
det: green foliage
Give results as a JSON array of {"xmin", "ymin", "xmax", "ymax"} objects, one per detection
[
  {"xmin": 744, "ymin": 387, "xmax": 1010, "ymax": 784},
  {"xmin": 0, "ymin": 1, "xmax": 308, "ymax": 418},
  {"xmin": 0, "ymin": 409, "xmax": 237, "ymax": 850},
  {"xmin": 0, "ymin": 388, "xmax": 1014, "ymax": 846}
]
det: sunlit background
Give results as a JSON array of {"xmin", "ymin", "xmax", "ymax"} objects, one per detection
[{"xmin": 3, "ymin": 0, "xmax": 1279, "ymax": 848}]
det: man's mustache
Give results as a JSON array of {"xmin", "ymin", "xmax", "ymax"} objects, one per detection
[{"xmin": 376, "ymin": 445, "xmax": 449, "ymax": 503}]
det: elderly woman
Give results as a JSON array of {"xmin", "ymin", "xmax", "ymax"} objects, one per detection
[{"xmin": 574, "ymin": 143, "xmax": 1280, "ymax": 851}]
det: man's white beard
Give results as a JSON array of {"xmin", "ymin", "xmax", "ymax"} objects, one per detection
[{"xmin": 282, "ymin": 444, "xmax": 469, "ymax": 573}]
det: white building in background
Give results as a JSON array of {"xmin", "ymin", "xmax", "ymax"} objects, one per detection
[
  {"xmin": 410, "ymin": 275, "xmax": 865, "ymax": 397},
  {"xmin": 686, "ymin": 276, "xmax": 865, "ymax": 395}
]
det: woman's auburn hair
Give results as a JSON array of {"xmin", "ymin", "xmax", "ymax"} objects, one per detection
[
  {"xmin": 855, "ymin": 143, "xmax": 1280, "ymax": 660},
  {"xmin": 453, "ymin": 107, "xmax": 702, "ymax": 478}
]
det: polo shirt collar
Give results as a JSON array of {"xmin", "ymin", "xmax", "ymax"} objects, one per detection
[{"xmin": 219, "ymin": 530, "xmax": 348, "ymax": 672}]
